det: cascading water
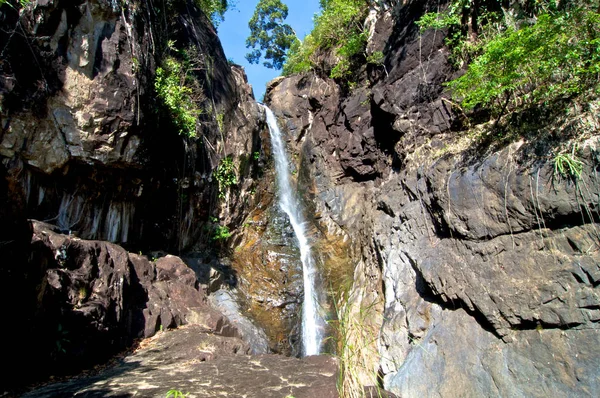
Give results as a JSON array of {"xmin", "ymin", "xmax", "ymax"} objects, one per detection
[{"xmin": 262, "ymin": 105, "xmax": 324, "ymax": 356}]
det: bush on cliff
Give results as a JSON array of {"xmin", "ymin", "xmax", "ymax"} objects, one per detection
[
  {"xmin": 196, "ymin": 0, "xmax": 230, "ymax": 27},
  {"xmin": 155, "ymin": 55, "xmax": 201, "ymax": 139},
  {"xmin": 418, "ymin": 0, "xmax": 600, "ymax": 117},
  {"xmin": 283, "ymin": 0, "xmax": 370, "ymax": 79}
]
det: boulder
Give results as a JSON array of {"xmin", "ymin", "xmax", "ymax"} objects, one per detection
[{"xmin": 10, "ymin": 221, "xmax": 240, "ymax": 390}]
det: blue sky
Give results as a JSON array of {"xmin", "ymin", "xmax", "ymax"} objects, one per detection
[{"xmin": 217, "ymin": 0, "xmax": 321, "ymax": 101}]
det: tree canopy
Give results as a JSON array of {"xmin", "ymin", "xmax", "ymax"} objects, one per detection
[
  {"xmin": 245, "ymin": 0, "xmax": 297, "ymax": 70},
  {"xmin": 283, "ymin": 0, "xmax": 370, "ymax": 78},
  {"xmin": 196, "ymin": 0, "xmax": 230, "ymax": 27}
]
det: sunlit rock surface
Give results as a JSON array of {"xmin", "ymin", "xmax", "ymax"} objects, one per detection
[{"xmin": 23, "ymin": 325, "xmax": 338, "ymax": 398}]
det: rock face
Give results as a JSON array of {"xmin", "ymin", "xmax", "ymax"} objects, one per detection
[
  {"xmin": 12, "ymin": 221, "xmax": 242, "ymax": 389},
  {"xmin": 266, "ymin": 0, "xmax": 600, "ymax": 395},
  {"xmin": 0, "ymin": 0, "xmax": 263, "ymax": 251},
  {"xmin": 228, "ymin": 171, "xmax": 307, "ymax": 355},
  {"xmin": 0, "ymin": 1, "xmax": 271, "ymax": 389},
  {"xmin": 23, "ymin": 325, "xmax": 339, "ymax": 398}
]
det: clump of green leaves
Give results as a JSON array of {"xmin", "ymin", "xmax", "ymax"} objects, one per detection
[
  {"xmin": 155, "ymin": 56, "xmax": 201, "ymax": 138},
  {"xmin": 416, "ymin": 10, "xmax": 461, "ymax": 33},
  {"xmin": 554, "ymin": 148, "xmax": 584, "ymax": 179},
  {"xmin": 283, "ymin": 0, "xmax": 370, "ymax": 79},
  {"xmin": 214, "ymin": 156, "xmax": 237, "ymax": 198},
  {"xmin": 216, "ymin": 111, "xmax": 225, "ymax": 132},
  {"xmin": 195, "ymin": 0, "xmax": 230, "ymax": 27},
  {"xmin": 417, "ymin": 0, "xmax": 600, "ymax": 117},
  {"xmin": 212, "ymin": 225, "xmax": 232, "ymax": 240},
  {"xmin": 366, "ymin": 50, "xmax": 385, "ymax": 66},
  {"xmin": 165, "ymin": 389, "xmax": 188, "ymax": 398}
]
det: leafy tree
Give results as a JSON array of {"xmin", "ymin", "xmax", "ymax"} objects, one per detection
[
  {"xmin": 245, "ymin": 0, "xmax": 297, "ymax": 70},
  {"xmin": 196, "ymin": 0, "xmax": 230, "ymax": 27},
  {"xmin": 283, "ymin": 0, "xmax": 370, "ymax": 79}
]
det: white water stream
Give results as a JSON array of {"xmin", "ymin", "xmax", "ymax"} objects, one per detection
[{"xmin": 262, "ymin": 105, "xmax": 323, "ymax": 356}]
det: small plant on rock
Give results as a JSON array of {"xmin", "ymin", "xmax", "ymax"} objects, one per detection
[
  {"xmin": 155, "ymin": 56, "xmax": 201, "ymax": 138},
  {"xmin": 214, "ymin": 156, "xmax": 237, "ymax": 198},
  {"xmin": 283, "ymin": 0, "xmax": 371, "ymax": 81},
  {"xmin": 165, "ymin": 389, "xmax": 188, "ymax": 398},
  {"xmin": 212, "ymin": 225, "xmax": 232, "ymax": 241},
  {"xmin": 554, "ymin": 147, "xmax": 584, "ymax": 180}
]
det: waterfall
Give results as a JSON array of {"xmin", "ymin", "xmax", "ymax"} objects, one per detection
[{"xmin": 262, "ymin": 105, "xmax": 324, "ymax": 356}]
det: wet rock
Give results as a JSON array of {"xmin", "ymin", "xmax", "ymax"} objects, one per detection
[
  {"xmin": 227, "ymin": 166, "xmax": 308, "ymax": 355},
  {"xmin": 23, "ymin": 325, "xmax": 338, "ymax": 398},
  {"xmin": 208, "ymin": 289, "xmax": 270, "ymax": 354}
]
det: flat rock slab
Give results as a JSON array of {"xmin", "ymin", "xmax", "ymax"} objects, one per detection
[{"xmin": 24, "ymin": 325, "xmax": 339, "ymax": 398}]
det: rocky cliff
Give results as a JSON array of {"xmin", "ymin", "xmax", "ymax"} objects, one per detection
[
  {"xmin": 3, "ymin": 0, "xmax": 600, "ymax": 396},
  {"xmin": 0, "ymin": 0, "xmax": 268, "ymax": 391},
  {"xmin": 0, "ymin": 0, "xmax": 262, "ymax": 252},
  {"xmin": 266, "ymin": 0, "xmax": 600, "ymax": 396}
]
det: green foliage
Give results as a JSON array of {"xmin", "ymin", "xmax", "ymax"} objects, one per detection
[
  {"xmin": 165, "ymin": 390, "xmax": 188, "ymax": 398},
  {"xmin": 155, "ymin": 57, "xmax": 201, "ymax": 138},
  {"xmin": 212, "ymin": 225, "xmax": 232, "ymax": 240},
  {"xmin": 416, "ymin": 1, "xmax": 503, "ymax": 67},
  {"xmin": 366, "ymin": 50, "xmax": 385, "ymax": 66},
  {"xmin": 195, "ymin": 0, "xmax": 230, "ymax": 27},
  {"xmin": 283, "ymin": 0, "xmax": 370, "ymax": 79},
  {"xmin": 282, "ymin": 36, "xmax": 313, "ymax": 74},
  {"xmin": 216, "ymin": 111, "xmax": 225, "ymax": 132},
  {"xmin": 416, "ymin": 10, "xmax": 461, "ymax": 33},
  {"xmin": 554, "ymin": 148, "xmax": 584, "ymax": 179},
  {"xmin": 252, "ymin": 151, "xmax": 260, "ymax": 161},
  {"xmin": 214, "ymin": 156, "xmax": 237, "ymax": 198},
  {"xmin": 448, "ymin": 7, "xmax": 600, "ymax": 113},
  {"xmin": 0, "ymin": 0, "xmax": 30, "ymax": 8},
  {"xmin": 330, "ymin": 31, "xmax": 367, "ymax": 79},
  {"xmin": 417, "ymin": 1, "xmax": 600, "ymax": 117},
  {"xmin": 246, "ymin": 0, "xmax": 297, "ymax": 69}
]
